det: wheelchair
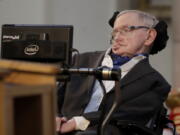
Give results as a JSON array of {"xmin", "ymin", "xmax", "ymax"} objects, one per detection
[
  {"xmin": 74, "ymin": 79, "xmax": 176, "ymax": 135},
  {"xmin": 59, "ymin": 69, "xmax": 176, "ymax": 135},
  {"xmin": 73, "ymin": 105, "xmax": 176, "ymax": 135}
]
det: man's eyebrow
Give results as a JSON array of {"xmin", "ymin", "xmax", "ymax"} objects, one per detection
[{"xmin": 113, "ymin": 25, "xmax": 129, "ymax": 30}]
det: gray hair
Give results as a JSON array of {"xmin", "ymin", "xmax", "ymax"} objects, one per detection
[{"xmin": 117, "ymin": 10, "xmax": 159, "ymax": 28}]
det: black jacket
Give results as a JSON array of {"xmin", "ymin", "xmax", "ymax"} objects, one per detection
[{"xmin": 57, "ymin": 51, "xmax": 171, "ymax": 130}]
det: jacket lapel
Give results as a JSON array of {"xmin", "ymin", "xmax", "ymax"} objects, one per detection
[
  {"xmin": 120, "ymin": 58, "xmax": 155, "ymax": 88},
  {"xmin": 91, "ymin": 51, "xmax": 105, "ymax": 68},
  {"xmin": 62, "ymin": 51, "xmax": 106, "ymax": 116},
  {"xmin": 86, "ymin": 51, "xmax": 106, "ymax": 91}
]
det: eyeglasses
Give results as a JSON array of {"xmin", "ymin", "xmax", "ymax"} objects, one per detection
[{"xmin": 111, "ymin": 25, "xmax": 150, "ymax": 38}]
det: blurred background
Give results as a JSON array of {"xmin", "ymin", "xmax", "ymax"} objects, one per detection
[{"xmin": 0, "ymin": 0, "xmax": 179, "ymax": 90}]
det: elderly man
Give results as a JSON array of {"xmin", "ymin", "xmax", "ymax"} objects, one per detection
[{"xmin": 56, "ymin": 10, "xmax": 171, "ymax": 135}]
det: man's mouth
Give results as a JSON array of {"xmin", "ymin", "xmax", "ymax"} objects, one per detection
[{"xmin": 112, "ymin": 44, "xmax": 125, "ymax": 48}]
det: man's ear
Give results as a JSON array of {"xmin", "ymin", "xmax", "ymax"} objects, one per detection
[{"xmin": 144, "ymin": 29, "xmax": 157, "ymax": 46}]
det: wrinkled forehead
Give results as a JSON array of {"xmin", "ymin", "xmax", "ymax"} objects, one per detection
[
  {"xmin": 115, "ymin": 11, "xmax": 158, "ymax": 28},
  {"xmin": 114, "ymin": 12, "xmax": 145, "ymax": 28}
]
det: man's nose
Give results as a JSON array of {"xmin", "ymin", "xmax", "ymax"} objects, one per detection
[{"xmin": 113, "ymin": 32, "xmax": 123, "ymax": 42}]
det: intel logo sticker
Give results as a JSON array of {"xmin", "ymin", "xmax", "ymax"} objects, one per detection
[{"xmin": 24, "ymin": 45, "xmax": 39, "ymax": 55}]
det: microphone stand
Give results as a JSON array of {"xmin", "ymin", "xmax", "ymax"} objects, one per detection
[{"xmin": 98, "ymin": 72, "xmax": 121, "ymax": 135}]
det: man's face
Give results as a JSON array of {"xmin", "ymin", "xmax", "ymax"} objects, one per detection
[{"xmin": 111, "ymin": 13, "xmax": 150, "ymax": 57}]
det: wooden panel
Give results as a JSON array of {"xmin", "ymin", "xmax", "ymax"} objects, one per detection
[
  {"xmin": 0, "ymin": 59, "xmax": 60, "ymax": 74},
  {"xmin": 0, "ymin": 59, "xmax": 60, "ymax": 85},
  {"xmin": 0, "ymin": 84, "xmax": 56, "ymax": 135},
  {"xmin": 0, "ymin": 83, "xmax": 6, "ymax": 135},
  {"xmin": 0, "ymin": 60, "xmax": 57, "ymax": 135},
  {"xmin": 14, "ymin": 96, "xmax": 43, "ymax": 135}
]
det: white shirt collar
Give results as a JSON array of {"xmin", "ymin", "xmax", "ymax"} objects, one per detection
[{"xmin": 101, "ymin": 48, "xmax": 147, "ymax": 78}]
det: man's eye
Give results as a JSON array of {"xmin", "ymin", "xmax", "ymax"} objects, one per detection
[
  {"xmin": 123, "ymin": 28, "xmax": 130, "ymax": 32},
  {"xmin": 112, "ymin": 31, "xmax": 117, "ymax": 36}
]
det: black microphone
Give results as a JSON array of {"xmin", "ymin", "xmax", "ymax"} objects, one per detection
[{"xmin": 59, "ymin": 66, "xmax": 121, "ymax": 80}]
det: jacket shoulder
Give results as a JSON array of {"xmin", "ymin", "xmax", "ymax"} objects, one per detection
[
  {"xmin": 80, "ymin": 50, "xmax": 105, "ymax": 56},
  {"xmin": 72, "ymin": 50, "xmax": 105, "ymax": 67}
]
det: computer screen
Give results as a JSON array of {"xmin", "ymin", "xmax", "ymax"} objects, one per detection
[{"xmin": 1, "ymin": 24, "xmax": 73, "ymax": 66}]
